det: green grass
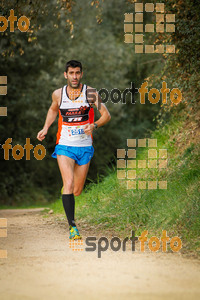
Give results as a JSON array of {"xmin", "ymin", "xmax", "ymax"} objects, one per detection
[{"xmin": 0, "ymin": 203, "xmax": 51, "ymax": 209}]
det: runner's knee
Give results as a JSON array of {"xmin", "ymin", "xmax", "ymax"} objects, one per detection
[
  {"xmin": 63, "ymin": 179, "xmax": 74, "ymax": 193},
  {"xmin": 74, "ymin": 188, "xmax": 83, "ymax": 196}
]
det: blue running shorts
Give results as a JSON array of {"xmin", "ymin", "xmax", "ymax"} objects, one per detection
[{"xmin": 51, "ymin": 144, "xmax": 94, "ymax": 166}]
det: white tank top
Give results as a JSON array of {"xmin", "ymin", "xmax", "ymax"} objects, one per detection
[{"xmin": 56, "ymin": 84, "xmax": 93, "ymax": 147}]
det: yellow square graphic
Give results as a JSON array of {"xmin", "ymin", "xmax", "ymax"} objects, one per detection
[
  {"xmin": 0, "ymin": 76, "xmax": 7, "ymax": 84},
  {"xmin": 148, "ymin": 139, "xmax": 157, "ymax": 147},
  {"xmin": 138, "ymin": 160, "xmax": 146, "ymax": 168},
  {"xmin": 148, "ymin": 181, "xmax": 157, "ymax": 189},
  {"xmin": 0, "ymin": 86, "xmax": 7, "ymax": 95},
  {"xmin": 138, "ymin": 139, "xmax": 146, "ymax": 147},
  {"xmin": 135, "ymin": 34, "xmax": 143, "ymax": 43},
  {"xmin": 117, "ymin": 170, "xmax": 126, "ymax": 179},
  {"xmin": 166, "ymin": 14, "xmax": 175, "ymax": 22},
  {"xmin": 156, "ymin": 14, "xmax": 164, "ymax": 23},
  {"xmin": 0, "ymin": 229, "xmax": 7, "ymax": 237},
  {"xmin": 135, "ymin": 13, "xmax": 143, "ymax": 22},
  {"xmin": 124, "ymin": 34, "xmax": 133, "ymax": 43},
  {"xmin": 135, "ymin": 24, "xmax": 143, "ymax": 32},
  {"xmin": 117, "ymin": 159, "xmax": 126, "ymax": 168},
  {"xmin": 127, "ymin": 149, "xmax": 136, "ymax": 158},
  {"xmin": 145, "ymin": 24, "xmax": 154, "ymax": 32},
  {"xmin": 127, "ymin": 170, "xmax": 136, "ymax": 179},
  {"xmin": 0, "ymin": 250, "xmax": 7, "ymax": 259},
  {"xmin": 138, "ymin": 181, "xmax": 146, "ymax": 189},
  {"xmin": 145, "ymin": 45, "xmax": 154, "ymax": 53},
  {"xmin": 135, "ymin": 3, "xmax": 143, "ymax": 12},
  {"xmin": 127, "ymin": 181, "xmax": 136, "ymax": 189},
  {"xmin": 159, "ymin": 181, "xmax": 167, "ymax": 189},
  {"xmin": 124, "ymin": 24, "xmax": 133, "ymax": 33},
  {"xmin": 166, "ymin": 45, "xmax": 175, "ymax": 53},
  {"xmin": 166, "ymin": 24, "xmax": 175, "ymax": 32},
  {"xmin": 124, "ymin": 13, "xmax": 133, "ymax": 22},
  {"xmin": 117, "ymin": 149, "xmax": 126, "ymax": 158},
  {"xmin": 135, "ymin": 45, "xmax": 143, "ymax": 53},
  {"xmin": 127, "ymin": 160, "xmax": 136, "ymax": 168},
  {"xmin": 155, "ymin": 45, "xmax": 164, "ymax": 53},
  {"xmin": 127, "ymin": 139, "xmax": 136, "ymax": 147},
  {"xmin": 145, "ymin": 3, "xmax": 154, "ymax": 12},
  {"xmin": 148, "ymin": 160, "xmax": 157, "ymax": 168},
  {"xmin": 156, "ymin": 24, "xmax": 164, "ymax": 32},
  {"xmin": 156, "ymin": 3, "xmax": 164, "ymax": 13},
  {"xmin": 0, "ymin": 107, "xmax": 7, "ymax": 116},
  {"xmin": 148, "ymin": 149, "xmax": 157, "ymax": 158},
  {"xmin": 0, "ymin": 218, "xmax": 7, "ymax": 227},
  {"xmin": 159, "ymin": 149, "xmax": 167, "ymax": 158},
  {"xmin": 159, "ymin": 159, "xmax": 167, "ymax": 168}
]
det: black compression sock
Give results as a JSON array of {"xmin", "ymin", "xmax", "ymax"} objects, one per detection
[{"xmin": 62, "ymin": 193, "xmax": 76, "ymax": 227}]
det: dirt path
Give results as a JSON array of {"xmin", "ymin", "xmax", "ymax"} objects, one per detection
[{"xmin": 0, "ymin": 208, "xmax": 199, "ymax": 300}]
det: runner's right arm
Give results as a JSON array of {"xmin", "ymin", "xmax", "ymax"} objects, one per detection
[{"xmin": 37, "ymin": 89, "xmax": 61, "ymax": 141}]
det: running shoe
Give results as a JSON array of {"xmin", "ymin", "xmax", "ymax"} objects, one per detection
[{"xmin": 69, "ymin": 225, "xmax": 82, "ymax": 240}]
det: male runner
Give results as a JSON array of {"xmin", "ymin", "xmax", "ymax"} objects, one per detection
[{"xmin": 37, "ymin": 60, "xmax": 111, "ymax": 239}]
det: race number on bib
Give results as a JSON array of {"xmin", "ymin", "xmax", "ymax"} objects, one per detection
[{"xmin": 67, "ymin": 125, "xmax": 88, "ymax": 141}]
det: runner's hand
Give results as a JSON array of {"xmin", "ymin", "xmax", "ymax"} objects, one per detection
[
  {"xmin": 84, "ymin": 124, "xmax": 94, "ymax": 135},
  {"xmin": 37, "ymin": 128, "xmax": 48, "ymax": 141}
]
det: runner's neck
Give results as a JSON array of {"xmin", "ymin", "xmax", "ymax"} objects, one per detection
[{"xmin": 67, "ymin": 84, "xmax": 83, "ymax": 101}]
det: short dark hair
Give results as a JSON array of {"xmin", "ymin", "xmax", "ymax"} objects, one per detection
[{"xmin": 65, "ymin": 60, "xmax": 82, "ymax": 72}]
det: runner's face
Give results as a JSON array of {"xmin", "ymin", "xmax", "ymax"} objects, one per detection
[{"xmin": 64, "ymin": 67, "xmax": 83, "ymax": 88}]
